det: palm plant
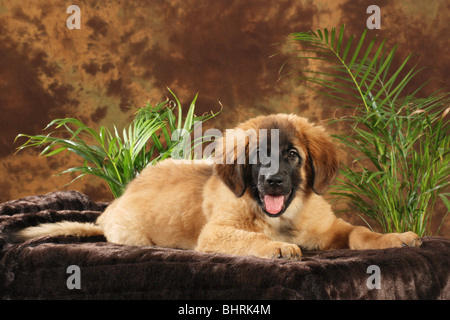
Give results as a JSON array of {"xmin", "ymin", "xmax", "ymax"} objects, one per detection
[
  {"xmin": 281, "ymin": 25, "xmax": 450, "ymax": 236},
  {"xmin": 16, "ymin": 89, "xmax": 219, "ymax": 198}
]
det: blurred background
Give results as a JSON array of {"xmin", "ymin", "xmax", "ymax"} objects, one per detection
[{"xmin": 0, "ymin": 0, "xmax": 448, "ymax": 234}]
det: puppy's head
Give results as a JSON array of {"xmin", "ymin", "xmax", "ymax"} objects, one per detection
[{"xmin": 214, "ymin": 114, "xmax": 339, "ymax": 218}]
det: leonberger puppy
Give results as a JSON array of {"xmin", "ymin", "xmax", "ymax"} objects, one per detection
[{"xmin": 16, "ymin": 114, "xmax": 422, "ymax": 259}]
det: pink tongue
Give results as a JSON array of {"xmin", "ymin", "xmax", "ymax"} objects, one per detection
[{"xmin": 264, "ymin": 195, "xmax": 285, "ymax": 215}]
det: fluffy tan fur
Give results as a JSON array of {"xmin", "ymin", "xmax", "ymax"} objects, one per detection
[
  {"xmin": 16, "ymin": 114, "xmax": 421, "ymax": 259},
  {"xmin": 17, "ymin": 221, "xmax": 103, "ymax": 239}
]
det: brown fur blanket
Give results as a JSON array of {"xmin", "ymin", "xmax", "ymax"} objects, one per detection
[{"xmin": 0, "ymin": 191, "xmax": 449, "ymax": 299}]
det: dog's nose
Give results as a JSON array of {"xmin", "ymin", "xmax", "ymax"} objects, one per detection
[{"xmin": 265, "ymin": 175, "xmax": 284, "ymax": 186}]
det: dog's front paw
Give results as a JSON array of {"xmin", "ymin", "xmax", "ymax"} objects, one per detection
[
  {"xmin": 258, "ymin": 242, "xmax": 302, "ymax": 260},
  {"xmin": 381, "ymin": 231, "xmax": 422, "ymax": 248}
]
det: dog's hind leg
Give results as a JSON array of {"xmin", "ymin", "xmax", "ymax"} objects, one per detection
[{"xmin": 96, "ymin": 203, "xmax": 154, "ymax": 246}]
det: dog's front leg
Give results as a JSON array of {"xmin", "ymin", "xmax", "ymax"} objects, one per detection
[
  {"xmin": 196, "ymin": 222, "xmax": 302, "ymax": 260},
  {"xmin": 320, "ymin": 218, "xmax": 422, "ymax": 250},
  {"xmin": 348, "ymin": 225, "xmax": 422, "ymax": 250}
]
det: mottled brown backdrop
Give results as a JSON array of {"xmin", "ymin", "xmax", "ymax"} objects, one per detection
[{"xmin": 0, "ymin": 0, "xmax": 448, "ymax": 235}]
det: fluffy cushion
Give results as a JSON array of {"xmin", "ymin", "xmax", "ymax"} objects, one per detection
[{"xmin": 1, "ymin": 191, "xmax": 449, "ymax": 299}]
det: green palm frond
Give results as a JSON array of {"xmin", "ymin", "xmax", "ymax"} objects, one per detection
[
  {"xmin": 16, "ymin": 89, "xmax": 221, "ymax": 198},
  {"xmin": 282, "ymin": 25, "xmax": 450, "ymax": 236},
  {"xmin": 280, "ymin": 25, "xmax": 424, "ymax": 113}
]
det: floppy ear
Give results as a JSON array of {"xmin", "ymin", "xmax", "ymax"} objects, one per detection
[
  {"xmin": 304, "ymin": 126, "xmax": 339, "ymax": 195},
  {"xmin": 212, "ymin": 129, "xmax": 254, "ymax": 197},
  {"xmin": 214, "ymin": 163, "xmax": 247, "ymax": 197}
]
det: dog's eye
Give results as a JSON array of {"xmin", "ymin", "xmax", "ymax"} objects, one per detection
[{"xmin": 288, "ymin": 149, "xmax": 299, "ymax": 159}]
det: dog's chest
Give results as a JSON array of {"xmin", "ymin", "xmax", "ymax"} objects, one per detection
[{"xmin": 258, "ymin": 198, "xmax": 303, "ymax": 242}]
